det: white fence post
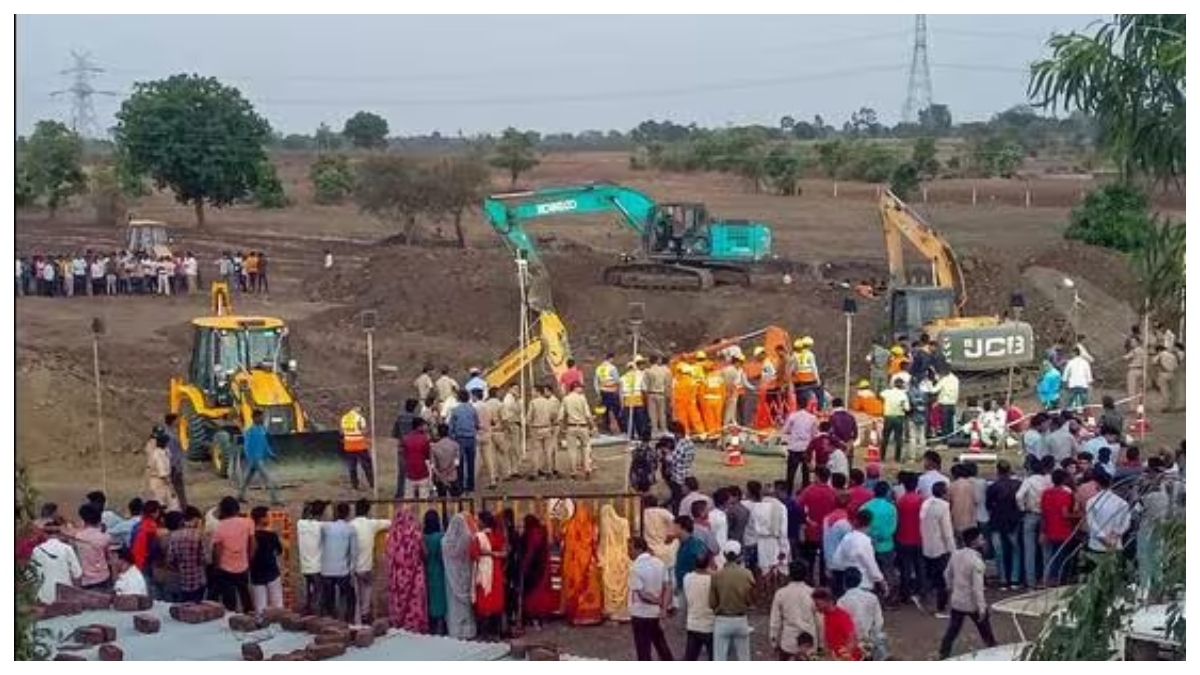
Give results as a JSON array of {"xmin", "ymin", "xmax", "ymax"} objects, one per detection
[
  {"xmin": 1025, "ymin": 189, "xmax": 1031, "ymax": 208},
  {"xmin": 971, "ymin": 185, "xmax": 978, "ymax": 206},
  {"xmin": 922, "ymin": 187, "xmax": 928, "ymax": 204},
  {"xmin": 833, "ymin": 181, "xmax": 838, "ymax": 198}
]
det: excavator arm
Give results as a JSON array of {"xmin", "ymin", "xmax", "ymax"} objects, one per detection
[{"xmin": 878, "ymin": 190, "xmax": 968, "ymax": 313}]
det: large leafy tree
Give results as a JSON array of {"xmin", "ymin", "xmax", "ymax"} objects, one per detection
[
  {"xmin": 489, "ymin": 127, "xmax": 541, "ymax": 186},
  {"xmin": 114, "ymin": 74, "xmax": 273, "ymax": 227},
  {"xmin": 353, "ymin": 155, "xmax": 428, "ymax": 245},
  {"xmin": 343, "ymin": 111, "xmax": 389, "ymax": 149},
  {"xmin": 1030, "ymin": 14, "xmax": 1185, "ymax": 184},
  {"xmin": 23, "ymin": 120, "xmax": 87, "ymax": 217},
  {"xmin": 424, "ymin": 155, "xmax": 492, "ymax": 248}
]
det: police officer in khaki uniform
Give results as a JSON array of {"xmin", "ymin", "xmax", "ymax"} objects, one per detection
[
  {"xmin": 484, "ymin": 389, "xmax": 509, "ymax": 480},
  {"xmin": 526, "ymin": 385, "xmax": 561, "ymax": 479},
  {"xmin": 644, "ymin": 354, "xmax": 669, "ymax": 437},
  {"xmin": 472, "ymin": 389, "xmax": 499, "ymax": 489},
  {"xmin": 560, "ymin": 381, "xmax": 597, "ymax": 479},
  {"xmin": 501, "ymin": 385, "xmax": 525, "ymax": 478}
]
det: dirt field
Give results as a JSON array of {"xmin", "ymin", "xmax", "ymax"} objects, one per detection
[{"xmin": 14, "ymin": 151, "xmax": 1185, "ymax": 659}]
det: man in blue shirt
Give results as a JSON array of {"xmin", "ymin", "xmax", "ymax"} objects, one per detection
[
  {"xmin": 448, "ymin": 390, "xmax": 480, "ymax": 493},
  {"xmin": 464, "ymin": 367, "xmax": 489, "ymax": 399},
  {"xmin": 239, "ymin": 409, "xmax": 281, "ymax": 504}
]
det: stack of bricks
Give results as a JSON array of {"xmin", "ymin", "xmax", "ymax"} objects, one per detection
[
  {"xmin": 132, "ymin": 614, "xmax": 161, "ymax": 634},
  {"xmin": 112, "ymin": 594, "xmax": 153, "ymax": 612},
  {"xmin": 65, "ymin": 623, "xmax": 123, "ymax": 661},
  {"xmin": 55, "ymin": 584, "xmax": 113, "ymax": 610},
  {"xmin": 168, "ymin": 601, "xmax": 226, "ymax": 624}
]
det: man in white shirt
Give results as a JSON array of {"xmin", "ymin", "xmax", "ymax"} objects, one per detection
[
  {"xmin": 627, "ymin": 535, "xmax": 674, "ymax": 661},
  {"xmin": 89, "ymin": 257, "xmax": 105, "ymax": 296},
  {"xmin": 1061, "ymin": 347, "xmax": 1094, "ymax": 411},
  {"xmin": 1086, "ymin": 471, "xmax": 1131, "ymax": 553},
  {"xmin": 112, "ymin": 548, "xmax": 149, "ymax": 596},
  {"xmin": 31, "ymin": 523, "xmax": 82, "ymax": 603},
  {"xmin": 769, "ymin": 560, "xmax": 818, "ymax": 660},
  {"xmin": 183, "ymin": 253, "xmax": 199, "ymax": 293},
  {"xmin": 297, "ymin": 500, "xmax": 325, "ymax": 614},
  {"xmin": 708, "ymin": 488, "xmax": 730, "ymax": 552},
  {"xmin": 934, "ymin": 369, "xmax": 961, "ymax": 438},
  {"xmin": 838, "ymin": 567, "xmax": 887, "ymax": 659},
  {"xmin": 832, "ymin": 510, "xmax": 885, "ymax": 592},
  {"xmin": 780, "ymin": 406, "xmax": 817, "ymax": 493},
  {"xmin": 880, "ymin": 377, "xmax": 911, "ymax": 462},
  {"xmin": 919, "ymin": 481, "xmax": 956, "ymax": 616},
  {"xmin": 917, "ymin": 451, "xmax": 950, "ymax": 497},
  {"xmin": 349, "ymin": 499, "xmax": 391, "ymax": 623}
]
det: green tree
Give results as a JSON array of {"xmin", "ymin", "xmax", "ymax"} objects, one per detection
[
  {"xmin": 309, "ymin": 154, "xmax": 356, "ymax": 205},
  {"xmin": 888, "ymin": 161, "xmax": 920, "ymax": 200},
  {"xmin": 424, "ymin": 156, "xmax": 492, "ymax": 248},
  {"xmin": 89, "ymin": 164, "xmax": 128, "ymax": 225},
  {"xmin": 1064, "ymin": 183, "xmax": 1152, "ymax": 252},
  {"xmin": 918, "ymin": 103, "xmax": 953, "ymax": 133},
  {"xmin": 353, "ymin": 155, "xmax": 428, "ymax": 244},
  {"xmin": 114, "ymin": 74, "xmax": 273, "ymax": 227},
  {"xmin": 250, "ymin": 161, "xmax": 288, "ymax": 209},
  {"xmin": 342, "ymin": 111, "xmax": 390, "ymax": 150},
  {"xmin": 1132, "ymin": 216, "xmax": 1185, "ymax": 325},
  {"xmin": 489, "ymin": 127, "xmax": 541, "ymax": 186},
  {"xmin": 791, "ymin": 121, "xmax": 818, "ymax": 140},
  {"xmin": 23, "ymin": 120, "xmax": 87, "ymax": 217},
  {"xmin": 762, "ymin": 146, "xmax": 805, "ymax": 196},
  {"xmin": 1030, "ymin": 14, "xmax": 1185, "ymax": 184},
  {"xmin": 779, "ymin": 115, "xmax": 796, "ymax": 132},
  {"xmin": 911, "ymin": 137, "xmax": 940, "ymax": 178},
  {"xmin": 315, "ymin": 122, "xmax": 344, "ymax": 151},
  {"xmin": 815, "ymin": 139, "xmax": 850, "ymax": 179}
]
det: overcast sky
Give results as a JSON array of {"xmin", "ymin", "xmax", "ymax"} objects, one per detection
[{"xmin": 16, "ymin": 14, "xmax": 1103, "ymax": 137}]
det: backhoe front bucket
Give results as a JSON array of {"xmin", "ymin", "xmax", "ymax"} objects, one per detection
[{"xmin": 266, "ymin": 430, "xmax": 345, "ymax": 483}]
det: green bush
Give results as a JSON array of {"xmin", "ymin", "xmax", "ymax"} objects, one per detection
[
  {"xmin": 841, "ymin": 143, "xmax": 902, "ymax": 183},
  {"xmin": 310, "ymin": 154, "xmax": 355, "ymax": 205},
  {"xmin": 251, "ymin": 161, "xmax": 288, "ymax": 209},
  {"xmin": 1064, "ymin": 183, "xmax": 1152, "ymax": 252},
  {"xmin": 889, "ymin": 162, "xmax": 921, "ymax": 200}
]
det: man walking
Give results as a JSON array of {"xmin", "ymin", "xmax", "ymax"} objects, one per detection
[
  {"xmin": 239, "ymin": 410, "xmax": 282, "ymax": 504},
  {"xmin": 1061, "ymin": 346, "xmax": 1094, "ymax": 411},
  {"xmin": 1152, "ymin": 344, "xmax": 1180, "ymax": 411},
  {"xmin": 340, "ymin": 405, "xmax": 374, "ymax": 491},
  {"xmin": 161, "ymin": 414, "xmax": 189, "ymax": 509},
  {"xmin": 938, "ymin": 527, "xmax": 997, "ymax": 659}
]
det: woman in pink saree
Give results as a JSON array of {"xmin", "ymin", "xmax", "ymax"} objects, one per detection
[{"xmin": 384, "ymin": 508, "xmax": 428, "ymax": 632}]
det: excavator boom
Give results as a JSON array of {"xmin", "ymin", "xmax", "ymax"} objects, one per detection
[{"xmin": 878, "ymin": 190, "xmax": 968, "ymax": 313}]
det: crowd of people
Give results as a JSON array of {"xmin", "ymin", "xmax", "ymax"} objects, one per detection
[{"xmin": 14, "ymin": 249, "xmax": 272, "ymax": 298}]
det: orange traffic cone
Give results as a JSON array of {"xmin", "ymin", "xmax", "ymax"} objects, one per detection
[
  {"xmin": 968, "ymin": 420, "xmax": 983, "ymax": 452},
  {"xmin": 724, "ymin": 429, "xmax": 745, "ymax": 467},
  {"xmin": 864, "ymin": 422, "xmax": 881, "ymax": 463},
  {"xmin": 1128, "ymin": 403, "xmax": 1151, "ymax": 434}
]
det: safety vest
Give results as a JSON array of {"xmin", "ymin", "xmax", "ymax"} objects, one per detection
[
  {"xmin": 887, "ymin": 354, "xmax": 909, "ymax": 376},
  {"xmin": 340, "ymin": 410, "xmax": 367, "ymax": 452},
  {"xmin": 620, "ymin": 370, "xmax": 645, "ymax": 407},
  {"xmin": 596, "ymin": 361, "xmax": 620, "ymax": 393},
  {"xmin": 793, "ymin": 349, "xmax": 819, "ymax": 385},
  {"xmin": 702, "ymin": 371, "xmax": 724, "ymax": 401}
]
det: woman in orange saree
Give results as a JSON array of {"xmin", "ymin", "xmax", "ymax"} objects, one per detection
[{"xmin": 560, "ymin": 502, "xmax": 604, "ymax": 626}]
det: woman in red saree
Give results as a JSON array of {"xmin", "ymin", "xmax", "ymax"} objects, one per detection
[
  {"xmin": 560, "ymin": 502, "xmax": 604, "ymax": 626},
  {"xmin": 519, "ymin": 514, "xmax": 558, "ymax": 624},
  {"xmin": 384, "ymin": 508, "xmax": 428, "ymax": 633},
  {"xmin": 470, "ymin": 511, "xmax": 506, "ymax": 639}
]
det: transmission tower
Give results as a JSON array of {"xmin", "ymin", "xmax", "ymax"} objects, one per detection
[
  {"xmin": 901, "ymin": 15, "xmax": 934, "ymax": 124},
  {"xmin": 51, "ymin": 51, "xmax": 117, "ymax": 139}
]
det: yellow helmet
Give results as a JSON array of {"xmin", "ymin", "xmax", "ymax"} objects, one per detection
[
  {"xmin": 799, "ymin": 336, "xmax": 815, "ymax": 348},
  {"xmin": 626, "ymin": 361, "xmax": 637, "ymax": 369},
  {"xmin": 753, "ymin": 346, "xmax": 766, "ymax": 357},
  {"xmin": 634, "ymin": 355, "xmax": 646, "ymax": 363},
  {"xmin": 890, "ymin": 346, "xmax": 905, "ymax": 356},
  {"xmin": 695, "ymin": 350, "xmax": 708, "ymax": 360}
]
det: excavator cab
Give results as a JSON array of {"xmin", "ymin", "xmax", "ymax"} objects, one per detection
[
  {"xmin": 888, "ymin": 286, "xmax": 956, "ymax": 341},
  {"xmin": 649, "ymin": 203, "xmax": 712, "ymax": 257}
]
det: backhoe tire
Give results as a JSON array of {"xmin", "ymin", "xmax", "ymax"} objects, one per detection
[
  {"xmin": 217, "ymin": 433, "xmax": 239, "ymax": 482},
  {"xmin": 180, "ymin": 399, "xmax": 214, "ymax": 462}
]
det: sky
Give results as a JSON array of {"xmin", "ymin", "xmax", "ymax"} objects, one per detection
[{"xmin": 15, "ymin": 14, "xmax": 1104, "ymax": 138}]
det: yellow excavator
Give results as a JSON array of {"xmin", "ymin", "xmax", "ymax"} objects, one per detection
[
  {"xmin": 169, "ymin": 283, "xmax": 342, "ymax": 477},
  {"xmin": 879, "ymin": 190, "xmax": 1035, "ymax": 374}
]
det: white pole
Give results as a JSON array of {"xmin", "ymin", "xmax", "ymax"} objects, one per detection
[
  {"xmin": 972, "ymin": 186, "xmax": 978, "ymax": 206},
  {"xmin": 367, "ymin": 329, "xmax": 377, "ymax": 500},
  {"xmin": 92, "ymin": 333, "xmax": 107, "ymax": 491},
  {"xmin": 623, "ymin": 326, "xmax": 640, "ymax": 493},
  {"xmin": 833, "ymin": 181, "xmax": 839, "ymax": 198},
  {"xmin": 842, "ymin": 313, "xmax": 853, "ymax": 405},
  {"xmin": 1140, "ymin": 303, "xmax": 1151, "ymax": 444},
  {"xmin": 922, "ymin": 187, "xmax": 928, "ymax": 204},
  {"xmin": 517, "ymin": 258, "xmax": 529, "ymax": 465},
  {"xmin": 1025, "ymin": 189, "xmax": 1031, "ymax": 209}
]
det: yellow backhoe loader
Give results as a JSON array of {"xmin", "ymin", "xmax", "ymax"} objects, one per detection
[{"xmin": 169, "ymin": 282, "xmax": 342, "ymax": 478}]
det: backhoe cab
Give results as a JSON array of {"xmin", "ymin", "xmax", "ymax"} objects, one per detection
[{"xmin": 127, "ymin": 219, "xmax": 173, "ymax": 259}]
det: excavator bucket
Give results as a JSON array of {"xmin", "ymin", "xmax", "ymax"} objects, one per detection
[{"xmin": 264, "ymin": 430, "xmax": 344, "ymax": 483}]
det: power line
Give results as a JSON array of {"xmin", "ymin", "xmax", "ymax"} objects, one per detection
[{"xmin": 50, "ymin": 51, "xmax": 118, "ymax": 138}]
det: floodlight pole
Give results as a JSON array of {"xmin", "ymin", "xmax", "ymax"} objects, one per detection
[{"xmin": 91, "ymin": 317, "xmax": 107, "ymax": 492}]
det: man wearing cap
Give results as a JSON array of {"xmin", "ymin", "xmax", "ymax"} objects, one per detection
[
  {"xmin": 561, "ymin": 381, "xmax": 597, "ymax": 479},
  {"xmin": 340, "ymin": 404, "xmax": 374, "ymax": 491},
  {"xmin": 594, "ymin": 352, "xmax": 622, "ymax": 435},
  {"xmin": 698, "ymin": 353, "xmax": 726, "ymax": 440},
  {"xmin": 434, "ymin": 366, "xmax": 459, "ymax": 406},
  {"xmin": 464, "ymin": 367, "xmax": 488, "ymax": 399},
  {"xmin": 708, "ymin": 539, "xmax": 756, "ymax": 661},
  {"xmin": 620, "ymin": 358, "xmax": 650, "ymax": 439},
  {"xmin": 792, "ymin": 336, "xmax": 823, "ymax": 409}
]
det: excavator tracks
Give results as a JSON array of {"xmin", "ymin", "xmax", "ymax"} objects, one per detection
[{"xmin": 602, "ymin": 263, "xmax": 716, "ymax": 291}]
